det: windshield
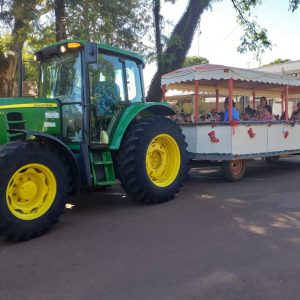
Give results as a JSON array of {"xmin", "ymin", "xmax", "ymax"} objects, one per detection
[{"xmin": 39, "ymin": 52, "xmax": 82, "ymax": 102}]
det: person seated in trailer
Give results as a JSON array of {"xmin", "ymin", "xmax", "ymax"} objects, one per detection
[
  {"xmin": 205, "ymin": 113, "xmax": 213, "ymax": 121},
  {"xmin": 242, "ymin": 111, "xmax": 251, "ymax": 121},
  {"xmin": 280, "ymin": 110, "xmax": 290, "ymax": 120},
  {"xmin": 258, "ymin": 96, "xmax": 272, "ymax": 114},
  {"xmin": 243, "ymin": 107, "xmax": 256, "ymax": 121},
  {"xmin": 176, "ymin": 111, "xmax": 186, "ymax": 124},
  {"xmin": 258, "ymin": 108, "xmax": 275, "ymax": 121},
  {"xmin": 185, "ymin": 113, "xmax": 193, "ymax": 124},
  {"xmin": 218, "ymin": 111, "xmax": 224, "ymax": 121},
  {"xmin": 291, "ymin": 103, "xmax": 300, "ymax": 120},
  {"xmin": 245, "ymin": 104, "xmax": 253, "ymax": 115},
  {"xmin": 251, "ymin": 109, "xmax": 257, "ymax": 120},
  {"xmin": 291, "ymin": 112, "xmax": 300, "ymax": 121},
  {"xmin": 170, "ymin": 114, "xmax": 177, "ymax": 122},
  {"xmin": 199, "ymin": 115, "xmax": 206, "ymax": 122},
  {"xmin": 212, "ymin": 111, "xmax": 222, "ymax": 121},
  {"xmin": 256, "ymin": 105, "xmax": 264, "ymax": 120},
  {"xmin": 223, "ymin": 97, "xmax": 239, "ymax": 121}
]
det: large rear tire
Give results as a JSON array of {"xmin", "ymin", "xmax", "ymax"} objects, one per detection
[
  {"xmin": 0, "ymin": 141, "xmax": 72, "ymax": 241},
  {"xmin": 115, "ymin": 116, "xmax": 188, "ymax": 204}
]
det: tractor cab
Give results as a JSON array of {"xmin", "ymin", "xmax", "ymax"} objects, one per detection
[{"xmin": 34, "ymin": 40, "xmax": 144, "ymax": 144}]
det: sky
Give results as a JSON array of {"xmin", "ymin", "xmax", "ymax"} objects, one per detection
[{"xmin": 144, "ymin": 0, "xmax": 300, "ymax": 90}]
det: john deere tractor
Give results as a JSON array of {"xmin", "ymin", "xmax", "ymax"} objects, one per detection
[{"xmin": 0, "ymin": 40, "xmax": 188, "ymax": 241}]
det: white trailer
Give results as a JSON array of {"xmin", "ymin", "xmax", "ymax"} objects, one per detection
[{"xmin": 161, "ymin": 64, "xmax": 300, "ymax": 181}]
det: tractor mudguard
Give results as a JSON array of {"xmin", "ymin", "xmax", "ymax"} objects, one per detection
[
  {"xmin": 109, "ymin": 102, "xmax": 175, "ymax": 150},
  {"xmin": 7, "ymin": 129, "xmax": 81, "ymax": 197}
]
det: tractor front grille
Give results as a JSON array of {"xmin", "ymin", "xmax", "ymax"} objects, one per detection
[{"xmin": 6, "ymin": 112, "xmax": 26, "ymax": 141}]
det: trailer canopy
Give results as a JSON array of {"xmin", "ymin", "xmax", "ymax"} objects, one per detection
[{"xmin": 161, "ymin": 64, "xmax": 300, "ymax": 98}]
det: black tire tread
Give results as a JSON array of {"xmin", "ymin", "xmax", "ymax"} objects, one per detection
[
  {"xmin": 0, "ymin": 140, "xmax": 72, "ymax": 241},
  {"xmin": 115, "ymin": 116, "xmax": 188, "ymax": 204}
]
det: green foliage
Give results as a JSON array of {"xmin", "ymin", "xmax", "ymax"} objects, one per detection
[
  {"xmin": 65, "ymin": 0, "xmax": 151, "ymax": 54},
  {"xmin": 0, "ymin": 0, "xmax": 47, "ymax": 48},
  {"xmin": 183, "ymin": 56, "xmax": 209, "ymax": 67},
  {"xmin": 263, "ymin": 58, "xmax": 292, "ymax": 66},
  {"xmin": 0, "ymin": 0, "xmax": 152, "ymax": 56},
  {"xmin": 0, "ymin": 33, "xmax": 11, "ymax": 53},
  {"xmin": 0, "ymin": 0, "xmax": 299, "ymax": 96},
  {"xmin": 289, "ymin": 0, "xmax": 300, "ymax": 11},
  {"xmin": 231, "ymin": 0, "xmax": 272, "ymax": 60}
]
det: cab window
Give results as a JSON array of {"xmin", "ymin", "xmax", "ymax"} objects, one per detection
[
  {"xmin": 89, "ymin": 54, "xmax": 125, "ymax": 143},
  {"xmin": 125, "ymin": 59, "xmax": 143, "ymax": 103}
]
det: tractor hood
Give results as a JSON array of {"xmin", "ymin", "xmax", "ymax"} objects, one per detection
[{"xmin": 0, "ymin": 97, "xmax": 61, "ymax": 145}]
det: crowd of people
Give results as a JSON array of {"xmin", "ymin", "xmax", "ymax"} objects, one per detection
[{"xmin": 172, "ymin": 96, "xmax": 300, "ymax": 124}]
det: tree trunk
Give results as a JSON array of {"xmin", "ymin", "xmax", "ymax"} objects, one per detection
[
  {"xmin": 0, "ymin": 53, "xmax": 17, "ymax": 97},
  {"xmin": 54, "ymin": 0, "xmax": 67, "ymax": 41},
  {"xmin": 153, "ymin": 0, "xmax": 163, "ymax": 72},
  {"xmin": 147, "ymin": 0, "xmax": 211, "ymax": 101},
  {"xmin": 0, "ymin": 0, "xmax": 29, "ymax": 97}
]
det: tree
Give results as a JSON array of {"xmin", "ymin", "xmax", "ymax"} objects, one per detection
[
  {"xmin": 153, "ymin": 0, "xmax": 163, "ymax": 75},
  {"xmin": 146, "ymin": 0, "xmax": 300, "ymax": 101},
  {"xmin": 183, "ymin": 56, "xmax": 209, "ymax": 67},
  {"xmin": 0, "ymin": 0, "xmax": 299, "ymax": 98},
  {"xmin": 0, "ymin": 0, "xmax": 44, "ymax": 96},
  {"xmin": 147, "ymin": 0, "xmax": 211, "ymax": 101},
  {"xmin": 263, "ymin": 58, "xmax": 292, "ymax": 66},
  {"xmin": 53, "ymin": 0, "xmax": 67, "ymax": 41},
  {"xmin": 65, "ymin": 0, "xmax": 151, "ymax": 53},
  {"xmin": 0, "ymin": 0, "xmax": 152, "ymax": 96}
]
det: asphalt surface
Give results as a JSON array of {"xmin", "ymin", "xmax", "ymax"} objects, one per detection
[{"xmin": 1, "ymin": 157, "xmax": 300, "ymax": 300}]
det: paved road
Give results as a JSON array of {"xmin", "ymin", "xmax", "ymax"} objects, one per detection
[{"xmin": 1, "ymin": 158, "xmax": 300, "ymax": 300}]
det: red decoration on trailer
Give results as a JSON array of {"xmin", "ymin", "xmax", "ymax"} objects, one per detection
[
  {"xmin": 208, "ymin": 131, "xmax": 220, "ymax": 143},
  {"xmin": 248, "ymin": 128, "xmax": 256, "ymax": 138}
]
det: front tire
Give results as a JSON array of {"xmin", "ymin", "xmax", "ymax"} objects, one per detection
[
  {"xmin": 115, "ymin": 116, "xmax": 188, "ymax": 204},
  {"xmin": 0, "ymin": 141, "xmax": 72, "ymax": 241}
]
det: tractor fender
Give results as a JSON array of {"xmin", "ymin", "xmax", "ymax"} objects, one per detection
[
  {"xmin": 8, "ymin": 129, "xmax": 81, "ymax": 197},
  {"xmin": 109, "ymin": 102, "xmax": 175, "ymax": 150}
]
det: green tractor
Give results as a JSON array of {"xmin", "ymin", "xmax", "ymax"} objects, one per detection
[{"xmin": 0, "ymin": 40, "xmax": 188, "ymax": 241}]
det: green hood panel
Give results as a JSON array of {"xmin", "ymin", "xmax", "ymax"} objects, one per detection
[{"xmin": 0, "ymin": 98, "xmax": 60, "ymax": 145}]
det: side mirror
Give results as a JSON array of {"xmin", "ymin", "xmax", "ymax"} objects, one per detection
[{"xmin": 84, "ymin": 42, "xmax": 98, "ymax": 64}]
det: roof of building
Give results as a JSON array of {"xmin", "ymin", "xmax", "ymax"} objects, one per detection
[{"xmin": 254, "ymin": 60, "xmax": 300, "ymax": 75}]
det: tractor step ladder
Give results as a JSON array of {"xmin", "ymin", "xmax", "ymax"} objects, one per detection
[{"xmin": 89, "ymin": 149, "xmax": 116, "ymax": 186}]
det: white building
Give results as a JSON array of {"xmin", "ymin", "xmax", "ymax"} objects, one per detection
[
  {"xmin": 255, "ymin": 60, "xmax": 300, "ymax": 115},
  {"xmin": 255, "ymin": 60, "xmax": 300, "ymax": 78}
]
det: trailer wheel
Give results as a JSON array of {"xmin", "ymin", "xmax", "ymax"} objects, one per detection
[
  {"xmin": 0, "ymin": 141, "xmax": 72, "ymax": 241},
  {"xmin": 115, "ymin": 116, "xmax": 188, "ymax": 204},
  {"xmin": 222, "ymin": 159, "xmax": 246, "ymax": 182}
]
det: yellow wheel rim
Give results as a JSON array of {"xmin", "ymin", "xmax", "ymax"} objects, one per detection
[
  {"xmin": 6, "ymin": 163, "xmax": 57, "ymax": 221},
  {"xmin": 146, "ymin": 134, "xmax": 181, "ymax": 187}
]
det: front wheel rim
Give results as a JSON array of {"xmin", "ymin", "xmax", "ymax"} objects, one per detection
[
  {"xmin": 146, "ymin": 134, "xmax": 181, "ymax": 187},
  {"xmin": 6, "ymin": 163, "xmax": 57, "ymax": 220}
]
